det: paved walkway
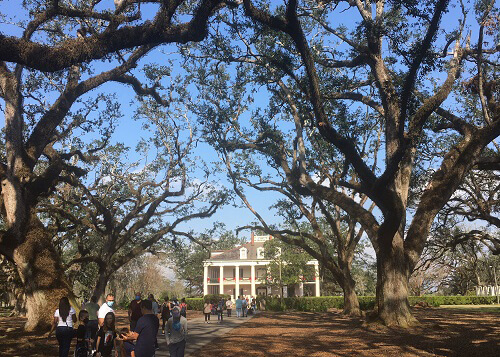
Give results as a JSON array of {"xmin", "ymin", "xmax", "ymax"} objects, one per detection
[{"xmin": 155, "ymin": 313, "xmax": 257, "ymax": 357}]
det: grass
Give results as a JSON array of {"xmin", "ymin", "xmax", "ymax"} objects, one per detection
[{"xmin": 438, "ymin": 304, "xmax": 500, "ymax": 313}]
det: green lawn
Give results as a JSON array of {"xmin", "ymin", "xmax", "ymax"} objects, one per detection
[{"xmin": 438, "ymin": 304, "xmax": 500, "ymax": 313}]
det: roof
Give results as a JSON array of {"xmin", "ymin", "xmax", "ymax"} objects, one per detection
[{"xmin": 207, "ymin": 241, "xmax": 266, "ymax": 261}]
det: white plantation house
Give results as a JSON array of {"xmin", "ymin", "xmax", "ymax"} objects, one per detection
[{"xmin": 203, "ymin": 233, "xmax": 320, "ymax": 298}]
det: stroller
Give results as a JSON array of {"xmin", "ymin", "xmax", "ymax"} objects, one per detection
[
  {"xmin": 74, "ymin": 340, "xmax": 91, "ymax": 357},
  {"xmin": 74, "ymin": 325, "xmax": 93, "ymax": 357}
]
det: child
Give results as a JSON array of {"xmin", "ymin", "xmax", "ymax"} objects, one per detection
[
  {"xmin": 95, "ymin": 312, "xmax": 117, "ymax": 357},
  {"xmin": 75, "ymin": 310, "xmax": 90, "ymax": 357},
  {"xmin": 118, "ymin": 327, "xmax": 135, "ymax": 357}
]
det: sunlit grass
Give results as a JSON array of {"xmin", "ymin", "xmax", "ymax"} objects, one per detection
[{"xmin": 438, "ymin": 304, "xmax": 500, "ymax": 313}]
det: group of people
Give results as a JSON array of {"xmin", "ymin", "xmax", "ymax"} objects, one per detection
[
  {"xmin": 203, "ymin": 296, "xmax": 256, "ymax": 323},
  {"xmin": 48, "ymin": 292, "xmax": 188, "ymax": 357}
]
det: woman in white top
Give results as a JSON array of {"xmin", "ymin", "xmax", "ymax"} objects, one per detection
[{"xmin": 47, "ymin": 296, "xmax": 77, "ymax": 357}]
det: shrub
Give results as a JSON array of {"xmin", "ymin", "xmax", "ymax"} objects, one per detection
[
  {"xmin": 202, "ymin": 294, "xmax": 231, "ymax": 303},
  {"xmin": 186, "ymin": 298, "xmax": 204, "ymax": 311},
  {"xmin": 260, "ymin": 295, "xmax": 496, "ymax": 312},
  {"xmin": 408, "ymin": 295, "xmax": 497, "ymax": 307}
]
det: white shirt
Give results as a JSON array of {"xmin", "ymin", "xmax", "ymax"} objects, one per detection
[
  {"xmin": 98, "ymin": 302, "xmax": 115, "ymax": 319},
  {"xmin": 54, "ymin": 307, "xmax": 76, "ymax": 327}
]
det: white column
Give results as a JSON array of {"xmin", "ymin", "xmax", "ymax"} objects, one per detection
[
  {"xmin": 299, "ymin": 282, "xmax": 304, "ymax": 297},
  {"xmin": 315, "ymin": 263, "xmax": 320, "ymax": 297},
  {"xmin": 203, "ymin": 265, "xmax": 208, "ymax": 296},
  {"xmin": 235, "ymin": 265, "xmax": 240, "ymax": 298},
  {"xmin": 251, "ymin": 264, "xmax": 256, "ymax": 297},
  {"xmin": 219, "ymin": 265, "xmax": 224, "ymax": 295}
]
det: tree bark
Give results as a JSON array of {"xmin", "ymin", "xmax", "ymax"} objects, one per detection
[
  {"xmin": 341, "ymin": 272, "xmax": 361, "ymax": 316},
  {"xmin": 375, "ymin": 233, "xmax": 416, "ymax": 327},
  {"xmin": 12, "ymin": 214, "xmax": 77, "ymax": 331},
  {"xmin": 92, "ymin": 268, "xmax": 111, "ymax": 304}
]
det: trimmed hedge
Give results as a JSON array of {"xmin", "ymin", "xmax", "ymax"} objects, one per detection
[
  {"xmin": 408, "ymin": 295, "xmax": 497, "ymax": 307},
  {"xmin": 186, "ymin": 294, "xmax": 231, "ymax": 311},
  {"xmin": 186, "ymin": 298, "xmax": 204, "ymax": 311},
  {"xmin": 262, "ymin": 295, "xmax": 497, "ymax": 312}
]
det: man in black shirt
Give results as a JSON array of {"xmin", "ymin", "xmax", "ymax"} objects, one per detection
[{"xmin": 122, "ymin": 299, "xmax": 159, "ymax": 357}]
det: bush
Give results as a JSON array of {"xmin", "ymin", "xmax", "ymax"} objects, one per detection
[
  {"xmin": 203, "ymin": 294, "xmax": 231, "ymax": 303},
  {"xmin": 118, "ymin": 295, "xmax": 130, "ymax": 309},
  {"xmin": 408, "ymin": 295, "xmax": 497, "ymax": 307},
  {"xmin": 186, "ymin": 298, "xmax": 204, "ymax": 311},
  {"xmin": 260, "ymin": 295, "xmax": 497, "ymax": 312}
]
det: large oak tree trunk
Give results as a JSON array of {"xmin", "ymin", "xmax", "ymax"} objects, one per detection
[
  {"xmin": 375, "ymin": 233, "xmax": 416, "ymax": 327},
  {"xmin": 341, "ymin": 273, "xmax": 361, "ymax": 316},
  {"xmin": 12, "ymin": 214, "xmax": 77, "ymax": 331},
  {"xmin": 92, "ymin": 270, "xmax": 110, "ymax": 304}
]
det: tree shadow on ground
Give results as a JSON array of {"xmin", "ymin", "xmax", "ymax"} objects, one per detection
[{"xmin": 191, "ymin": 308, "xmax": 499, "ymax": 356}]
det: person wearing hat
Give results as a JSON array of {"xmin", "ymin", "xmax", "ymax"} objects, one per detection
[{"xmin": 165, "ymin": 306, "xmax": 188, "ymax": 357}]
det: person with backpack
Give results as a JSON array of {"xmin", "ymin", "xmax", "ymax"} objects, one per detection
[
  {"xmin": 47, "ymin": 296, "xmax": 77, "ymax": 357},
  {"xmin": 179, "ymin": 298, "xmax": 187, "ymax": 318},
  {"xmin": 217, "ymin": 298, "xmax": 224, "ymax": 323},
  {"xmin": 165, "ymin": 306, "xmax": 187, "ymax": 357},
  {"xmin": 160, "ymin": 296, "xmax": 172, "ymax": 334}
]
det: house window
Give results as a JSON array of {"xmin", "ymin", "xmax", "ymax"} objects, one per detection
[
  {"xmin": 257, "ymin": 247, "xmax": 265, "ymax": 259},
  {"xmin": 210, "ymin": 269, "xmax": 219, "ymax": 279},
  {"xmin": 239, "ymin": 247, "xmax": 248, "ymax": 259}
]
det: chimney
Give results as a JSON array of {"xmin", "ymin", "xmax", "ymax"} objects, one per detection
[{"xmin": 251, "ymin": 231, "xmax": 255, "ymax": 245}]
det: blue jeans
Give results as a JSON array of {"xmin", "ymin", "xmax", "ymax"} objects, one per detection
[
  {"xmin": 169, "ymin": 339, "xmax": 186, "ymax": 357},
  {"xmin": 56, "ymin": 326, "xmax": 74, "ymax": 357}
]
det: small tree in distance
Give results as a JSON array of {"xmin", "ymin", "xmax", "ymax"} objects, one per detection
[{"xmin": 264, "ymin": 238, "xmax": 311, "ymax": 301}]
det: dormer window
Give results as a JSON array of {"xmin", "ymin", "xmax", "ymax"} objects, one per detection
[
  {"xmin": 257, "ymin": 247, "xmax": 265, "ymax": 259},
  {"xmin": 239, "ymin": 247, "xmax": 248, "ymax": 259}
]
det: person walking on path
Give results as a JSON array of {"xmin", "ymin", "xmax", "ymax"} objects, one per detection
[
  {"xmin": 98, "ymin": 294, "xmax": 115, "ymax": 327},
  {"xmin": 149, "ymin": 294, "xmax": 159, "ymax": 316},
  {"xmin": 47, "ymin": 296, "xmax": 77, "ymax": 357},
  {"xmin": 179, "ymin": 298, "xmax": 187, "ymax": 318},
  {"xmin": 225, "ymin": 297, "xmax": 233, "ymax": 317},
  {"xmin": 235, "ymin": 296, "xmax": 243, "ymax": 318},
  {"xmin": 128, "ymin": 292, "xmax": 143, "ymax": 331},
  {"xmin": 84, "ymin": 295, "xmax": 100, "ymax": 340},
  {"xmin": 121, "ymin": 299, "xmax": 159, "ymax": 357},
  {"xmin": 217, "ymin": 299, "xmax": 224, "ymax": 323},
  {"xmin": 165, "ymin": 306, "xmax": 187, "ymax": 357},
  {"xmin": 95, "ymin": 311, "xmax": 118, "ymax": 357},
  {"xmin": 160, "ymin": 296, "xmax": 172, "ymax": 334},
  {"xmin": 251, "ymin": 296, "xmax": 257, "ymax": 312},
  {"xmin": 203, "ymin": 300, "xmax": 211, "ymax": 323},
  {"xmin": 242, "ymin": 298, "xmax": 248, "ymax": 317}
]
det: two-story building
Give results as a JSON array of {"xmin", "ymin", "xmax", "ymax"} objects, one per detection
[{"xmin": 203, "ymin": 233, "xmax": 320, "ymax": 299}]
